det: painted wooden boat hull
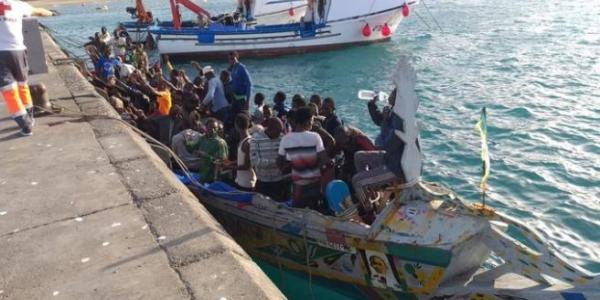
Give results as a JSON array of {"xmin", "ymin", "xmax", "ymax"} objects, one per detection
[
  {"xmin": 185, "ymin": 180, "xmax": 600, "ymax": 299},
  {"xmin": 188, "ymin": 182, "xmax": 491, "ymax": 299}
]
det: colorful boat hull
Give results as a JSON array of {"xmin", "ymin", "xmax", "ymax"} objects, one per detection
[{"xmin": 188, "ymin": 182, "xmax": 491, "ymax": 299}]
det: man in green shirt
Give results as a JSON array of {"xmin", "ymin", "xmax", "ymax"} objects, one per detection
[{"xmin": 192, "ymin": 118, "xmax": 229, "ymax": 182}]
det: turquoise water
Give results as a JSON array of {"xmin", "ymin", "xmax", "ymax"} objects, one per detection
[{"xmin": 41, "ymin": 0, "xmax": 600, "ymax": 298}]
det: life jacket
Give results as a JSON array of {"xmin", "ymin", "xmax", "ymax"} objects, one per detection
[{"xmin": 249, "ymin": 132, "xmax": 284, "ymax": 182}]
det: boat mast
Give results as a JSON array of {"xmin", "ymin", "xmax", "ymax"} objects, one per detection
[{"xmin": 168, "ymin": 0, "xmax": 212, "ymax": 30}]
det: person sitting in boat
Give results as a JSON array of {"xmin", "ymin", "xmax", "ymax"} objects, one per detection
[
  {"xmin": 191, "ymin": 118, "xmax": 229, "ymax": 183},
  {"xmin": 233, "ymin": 113, "xmax": 256, "ymax": 191},
  {"xmin": 129, "ymin": 70, "xmax": 178, "ymax": 117},
  {"xmin": 228, "ymin": 51, "xmax": 252, "ymax": 112},
  {"xmin": 201, "ymin": 66, "xmax": 230, "ymax": 124},
  {"xmin": 251, "ymin": 117, "xmax": 290, "ymax": 201},
  {"xmin": 321, "ymin": 97, "xmax": 342, "ymax": 136},
  {"xmin": 195, "ymin": 14, "xmax": 210, "ymax": 28},
  {"xmin": 309, "ymin": 94, "xmax": 322, "ymax": 112},
  {"xmin": 278, "ymin": 107, "xmax": 330, "ymax": 209},
  {"xmin": 333, "ymin": 126, "xmax": 377, "ymax": 182},
  {"xmin": 368, "ymin": 88, "xmax": 396, "ymax": 148},
  {"xmin": 252, "ymin": 93, "xmax": 265, "ymax": 124},
  {"xmin": 141, "ymin": 11, "xmax": 153, "ymax": 24},
  {"xmin": 273, "ymin": 91, "xmax": 289, "ymax": 120},
  {"xmin": 261, "ymin": 104, "xmax": 273, "ymax": 127},
  {"xmin": 132, "ymin": 44, "xmax": 149, "ymax": 74},
  {"xmin": 99, "ymin": 26, "xmax": 112, "ymax": 46},
  {"xmin": 307, "ymin": 104, "xmax": 336, "ymax": 193},
  {"xmin": 94, "ymin": 47, "xmax": 120, "ymax": 80}
]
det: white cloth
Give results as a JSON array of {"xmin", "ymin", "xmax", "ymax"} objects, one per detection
[
  {"xmin": 0, "ymin": 0, "xmax": 33, "ymax": 51},
  {"xmin": 278, "ymin": 131, "xmax": 324, "ymax": 185},
  {"xmin": 171, "ymin": 129, "xmax": 203, "ymax": 170},
  {"xmin": 250, "ymin": 131, "xmax": 284, "ymax": 183},
  {"xmin": 119, "ymin": 63, "xmax": 136, "ymax": 78},
  {"xmin": 112, "ymin": 36, "xmax": 127, "ymax": 56},
  {"xmin": 235, "ymin": 136, "xmax": 256, "ymax": 188},
  {"xmin": 99, "ymin": 32, "xmax": 112, "ymax": 45}
]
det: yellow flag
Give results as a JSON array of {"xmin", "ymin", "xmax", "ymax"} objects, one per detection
[{"xmin": 476, "ymin": 107, "xmax": 490, "ymax": 192}]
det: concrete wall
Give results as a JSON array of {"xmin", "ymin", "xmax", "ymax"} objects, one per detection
[{"xmin": 40, "ymin": 30, "xmax": 285, "ymax": 300}]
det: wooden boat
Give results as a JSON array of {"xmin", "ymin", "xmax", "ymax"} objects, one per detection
[
  {"xmin": 150, "ymin": 0, "xmax": 418, "ymax": 58},
  {"xmin": 184, "ymin": 58, "xmax": 600, "ymax": 299}
]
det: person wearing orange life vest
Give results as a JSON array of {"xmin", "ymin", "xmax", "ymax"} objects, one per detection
[{"xmin": 0, "ymin": 0, "xmax": 53, "ymax": 136}]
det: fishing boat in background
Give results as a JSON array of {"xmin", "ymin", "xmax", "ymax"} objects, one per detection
[
  {"xmin": 121, "ymin": 0, "xmax": 155, "ymax": 44},
  {"xmin": 150, "ymin": 0, "xmax": 418, "ymax": 58},
  {"xmin": 183, "ymin": 58, "xmax": 600, "ymax": 299},
  {"xmin": 119, "ymin": 0, "xmax": 307, "ymax": 45}
]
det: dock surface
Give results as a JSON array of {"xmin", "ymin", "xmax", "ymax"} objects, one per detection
[{"xmin": 0, "ymin": 30, "xmax": 283, "ymax": 300}]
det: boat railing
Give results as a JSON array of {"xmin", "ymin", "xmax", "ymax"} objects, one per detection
[
  {"xmin": 477, "ymin": 210, "xmax": 600, "ymax": 288},
  {"xmin": 149, "ymin": 21, "xmax": 326, "ymax": 36}
]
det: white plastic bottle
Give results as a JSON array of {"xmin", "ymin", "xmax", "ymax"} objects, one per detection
[{"xmin": 357, "ymin": 90, "xmax": 389, "ymax": 101}]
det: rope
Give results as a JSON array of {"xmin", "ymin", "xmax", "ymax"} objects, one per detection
[
  {"xmin": 413, "ymin": 9, "xmax": 432, "ymax": 30},
  {"xmin": 302, "ymin": 214, "xmax": 316, "ymax": 300},
  {"xmin": 271, "ymin": 225, "xmax": 287, "ymax": 291},
  {"xmin": 421, "ymin": 0, "xmax": 444, "ymax": 33}
]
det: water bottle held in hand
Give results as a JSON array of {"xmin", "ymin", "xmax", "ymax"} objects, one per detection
[{"xmin": 357, "ymin": 90, "xmax": 389, "ymax": 102}]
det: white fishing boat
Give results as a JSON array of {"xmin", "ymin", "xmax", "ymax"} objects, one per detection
[
  {"xmin": 120, "ymin": 0, "xmax": 307, "ymax": 44},
  {"xmin": 150, "ymin": 0, "xmax": 417, "ymax": 58}
]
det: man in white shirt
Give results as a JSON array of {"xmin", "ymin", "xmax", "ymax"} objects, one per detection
[
  {"xmin": 277, "ymin": 107, "xmax": 329, "ymax": 209},
  {"xmin": 0, "ymin": 0, "xmax": 53, "ymax": 135}
]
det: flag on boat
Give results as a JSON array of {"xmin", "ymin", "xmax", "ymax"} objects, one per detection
[{"xmin": 476, "ymin": 107, "xmax": 490, "ymax": 192}]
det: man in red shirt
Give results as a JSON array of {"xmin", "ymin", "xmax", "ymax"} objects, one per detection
[
  {"xmin": 333, "ymin": 125, "xmax": 377, "ymax": 182},
  {"xmin": 0, "ymin": 0, "xmax": 53, "ymax": 135}
]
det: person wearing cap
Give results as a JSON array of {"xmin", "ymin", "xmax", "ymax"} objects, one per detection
[
  {"xmin": 201, "ymin": 65, "xmax": 229, "ymax": 123},
  {"xmin": 1, "ymin": 0, "xmax": 53, "ymax": 136}
]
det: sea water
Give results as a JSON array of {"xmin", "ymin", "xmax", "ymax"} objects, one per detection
[{"xmin": 41, "ymin": 0, "xmax": 599, "ymax": 298}]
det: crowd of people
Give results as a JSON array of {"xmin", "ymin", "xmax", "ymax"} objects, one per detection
[{"xmin": 81, "ymin": 25, "xmax": 403, "ymax": 222}]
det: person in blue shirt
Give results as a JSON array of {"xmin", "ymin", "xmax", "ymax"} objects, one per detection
[
  {"xmin": 95, "ymin": 47, "xmax": 120, "ymax": 80},
  {"xmin": 228, "ymin": 51, "xmax": 252, "ymax": 112}
]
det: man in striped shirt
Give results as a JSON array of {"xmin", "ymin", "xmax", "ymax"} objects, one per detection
[{"xmin": 278, "ymin": 107, "xmax": 329, "ymax": 209}]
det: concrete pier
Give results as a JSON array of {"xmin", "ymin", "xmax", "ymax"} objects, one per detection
[{"xmin": 0, "ymin": 31, "xmax": 284, "ymax": 300}]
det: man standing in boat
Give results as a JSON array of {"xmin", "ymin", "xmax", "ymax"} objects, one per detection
[
  {"xmin": 237, "ymin": 0, "xmax": 256, "ymax": 21},
  {"xmin": 352, "ymin": 58, "xmax": 422, "ymax": 212},
  {"xmin": 278, "ymin": 107, "xmax": 329, "ymax": 209},
  {"xmin": 228, "ymin": 51, "xmax": 252, "ymax": 113},
  {"xmin": 0, "ymin": 0, "xmax": 53, "ymax": 136}
]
